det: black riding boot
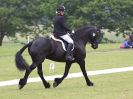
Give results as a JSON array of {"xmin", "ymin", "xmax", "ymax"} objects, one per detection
[{"xmin": 65, "ymin": 43, "xmax": 74, "ymax": 61}]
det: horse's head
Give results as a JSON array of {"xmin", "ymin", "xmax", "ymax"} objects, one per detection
[
  {"xmin": 74, "ymin": 25, "xmax": 103, "ymax": 49},
  {"xmin": 87, "ymin": 27, "xmax": 103, "ymax": 49}
]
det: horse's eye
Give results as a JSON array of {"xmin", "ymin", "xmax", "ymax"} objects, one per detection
[{"xmin": 97, "ymin": 30, "xmax": 100, "ymax": 32}]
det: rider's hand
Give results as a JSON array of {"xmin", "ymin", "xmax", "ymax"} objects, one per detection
[
  {"xmin": 72, "ymin": 30, "xmax": 75, "ymax": 34},
  {"xmin": 68, "ymin": 30, "xmax": 75, "ymax": 34}
]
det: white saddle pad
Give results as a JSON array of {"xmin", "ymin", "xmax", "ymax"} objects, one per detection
[{"xmin": 50, "ymin": 35, "xmax": 74, "ymax": 51}]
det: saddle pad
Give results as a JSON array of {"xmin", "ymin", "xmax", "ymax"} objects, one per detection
[
  {"xmin": 50, "ymin": 35, "xmax": 67, "ymax": 51},
  {"xmin": 50, "ymin": 35, "xmax": 74, "ymax": 51}
]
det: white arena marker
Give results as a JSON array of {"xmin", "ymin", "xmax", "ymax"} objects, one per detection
[
  {"xmin": 0, "ymin": 66, "xmax": 133, "ymax": 87},
  {"xmin": 49, "ymin": 63, "xmax": 55, "ymax": 72}
]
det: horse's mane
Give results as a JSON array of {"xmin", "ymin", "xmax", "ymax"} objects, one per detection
[
  {"xmin": 75, "ymin": 25, "xmax": 96, "ymax": 34},
  {"xmin": 72, "ymin": 25, "xmax": 97, "ymax": 40}
]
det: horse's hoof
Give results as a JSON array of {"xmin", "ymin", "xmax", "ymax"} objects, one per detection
[
  {"xmin": 18, "ymin": 78, "xmax": 26, "ymax": 90},
  {"xmin": 53, "ymin": 82, "xmax": 58, "ymax": 88},
  {"xmin": 45, "ymin": 83, "xmax": 51, "ymax": 88},
  {"xmin": 87, "ymin": 82, "xmax": 94, "ymax": 86},
  {"xmin": 18, "ymin": 84, "xmax": 25, "ymax": 90}
]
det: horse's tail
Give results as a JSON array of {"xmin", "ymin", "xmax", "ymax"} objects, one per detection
[{"xmin": 15, "ymin": 42, "xmax": 32, "ymax": 71}]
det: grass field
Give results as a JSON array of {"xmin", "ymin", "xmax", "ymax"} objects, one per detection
[{"xmin": 0, "ymin": 43, "xmax": 133, "ymax": 99}]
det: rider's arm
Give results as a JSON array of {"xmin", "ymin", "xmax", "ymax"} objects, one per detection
[{"xmin": 59, "ymin": 17, "xmax": 71, "ymax": 32}]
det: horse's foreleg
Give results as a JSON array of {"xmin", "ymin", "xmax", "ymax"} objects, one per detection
[
  {"xmin": 37, "ymin": 64, "xmax": 50, "ymax": 88},
  {"xmin": 78, "ymin": 60, "xmax": 94, "ymax": 86},
  {"xmin": 53, "ymin": 62, "xmax": 72, "ymax": 88},
  {"xmin": 19, "ymin": 63, "xmax": 36, "ymax": 89}
]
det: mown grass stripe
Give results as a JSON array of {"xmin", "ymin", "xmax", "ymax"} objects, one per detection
[{"xmin": 0, "ymin": 66, "xmax": 133, "ymax": 87}]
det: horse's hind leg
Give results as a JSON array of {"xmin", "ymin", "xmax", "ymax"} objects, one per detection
[
  {"xmin": 53, "ymin": 62, "xmax": 72, "ymax": 88},
  {"xmin": 37, "ymin": 64, "xmax": 50, "ymax": 88},
  {"xmin": 19, "ymin": 63, "xmax": 37, "ymax": 89}
]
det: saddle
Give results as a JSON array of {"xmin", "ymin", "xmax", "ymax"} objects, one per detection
[{"xmin": 50, "ymin": 35, "xmax": 74, "ymax": 51}]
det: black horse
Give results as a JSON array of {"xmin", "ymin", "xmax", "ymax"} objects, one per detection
[{"xmin": 15, "ymin": 25, "xmax": 103, "ymax": 89}]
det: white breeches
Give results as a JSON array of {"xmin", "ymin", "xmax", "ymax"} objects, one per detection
[{"xmin": 60, "ymin": 34, "xmax": 74, "ymax": 44}]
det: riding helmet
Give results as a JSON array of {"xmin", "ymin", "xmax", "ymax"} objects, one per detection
[{"xmin": 57, "ymin": 6, "xmax": 65, "ymax": 12}]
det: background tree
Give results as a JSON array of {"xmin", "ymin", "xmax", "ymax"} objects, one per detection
[
  {"xmin": 66, "ymin": 0, "xmax": 133, "ymax": 34},
  {"xmin": 0, "ymin": 0, "xmax": 133, "ymax": 46},
  {"xmin": 0, "ymin": 0, "xmax": 52, "ymax": 46}
]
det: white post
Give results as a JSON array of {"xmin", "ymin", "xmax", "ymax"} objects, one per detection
[
  {"xmin": 49, "ymin": 62, "xmax": 55, "ymax": 72},
  {"xmin": 27, "ymin": 36, "xmax": 30, "ymax": 43}
]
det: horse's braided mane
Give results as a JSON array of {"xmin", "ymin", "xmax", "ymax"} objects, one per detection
[
  {"xmin": 75, "ymin": 25, "xmax": 96, "ymax": 34},
  {"xmin": 71, "ymin": 25, "xmax": 96, "ymax": 40}
]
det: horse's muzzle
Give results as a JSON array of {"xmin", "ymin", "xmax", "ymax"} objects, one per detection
[{"xmin": 91, "ymin": 43, "xmax": 98, "ymax": 49}]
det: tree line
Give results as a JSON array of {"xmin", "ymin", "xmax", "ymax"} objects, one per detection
[{"xmin": 0, "ymin": 0, "xmax": 133, "ymax": 46}]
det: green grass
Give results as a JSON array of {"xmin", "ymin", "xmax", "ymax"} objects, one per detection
[
  {"xmin": 0, "ymin": 43, "xmax": 133, "ymax": 99},
  {"xmin": 0, "ymin": 72, "xmax": 133, "ymax": 99}
]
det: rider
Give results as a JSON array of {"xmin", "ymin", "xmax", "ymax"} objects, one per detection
[{"xmin": 53, "ymin": 5, "xmax": 74, "ymax": 61}]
